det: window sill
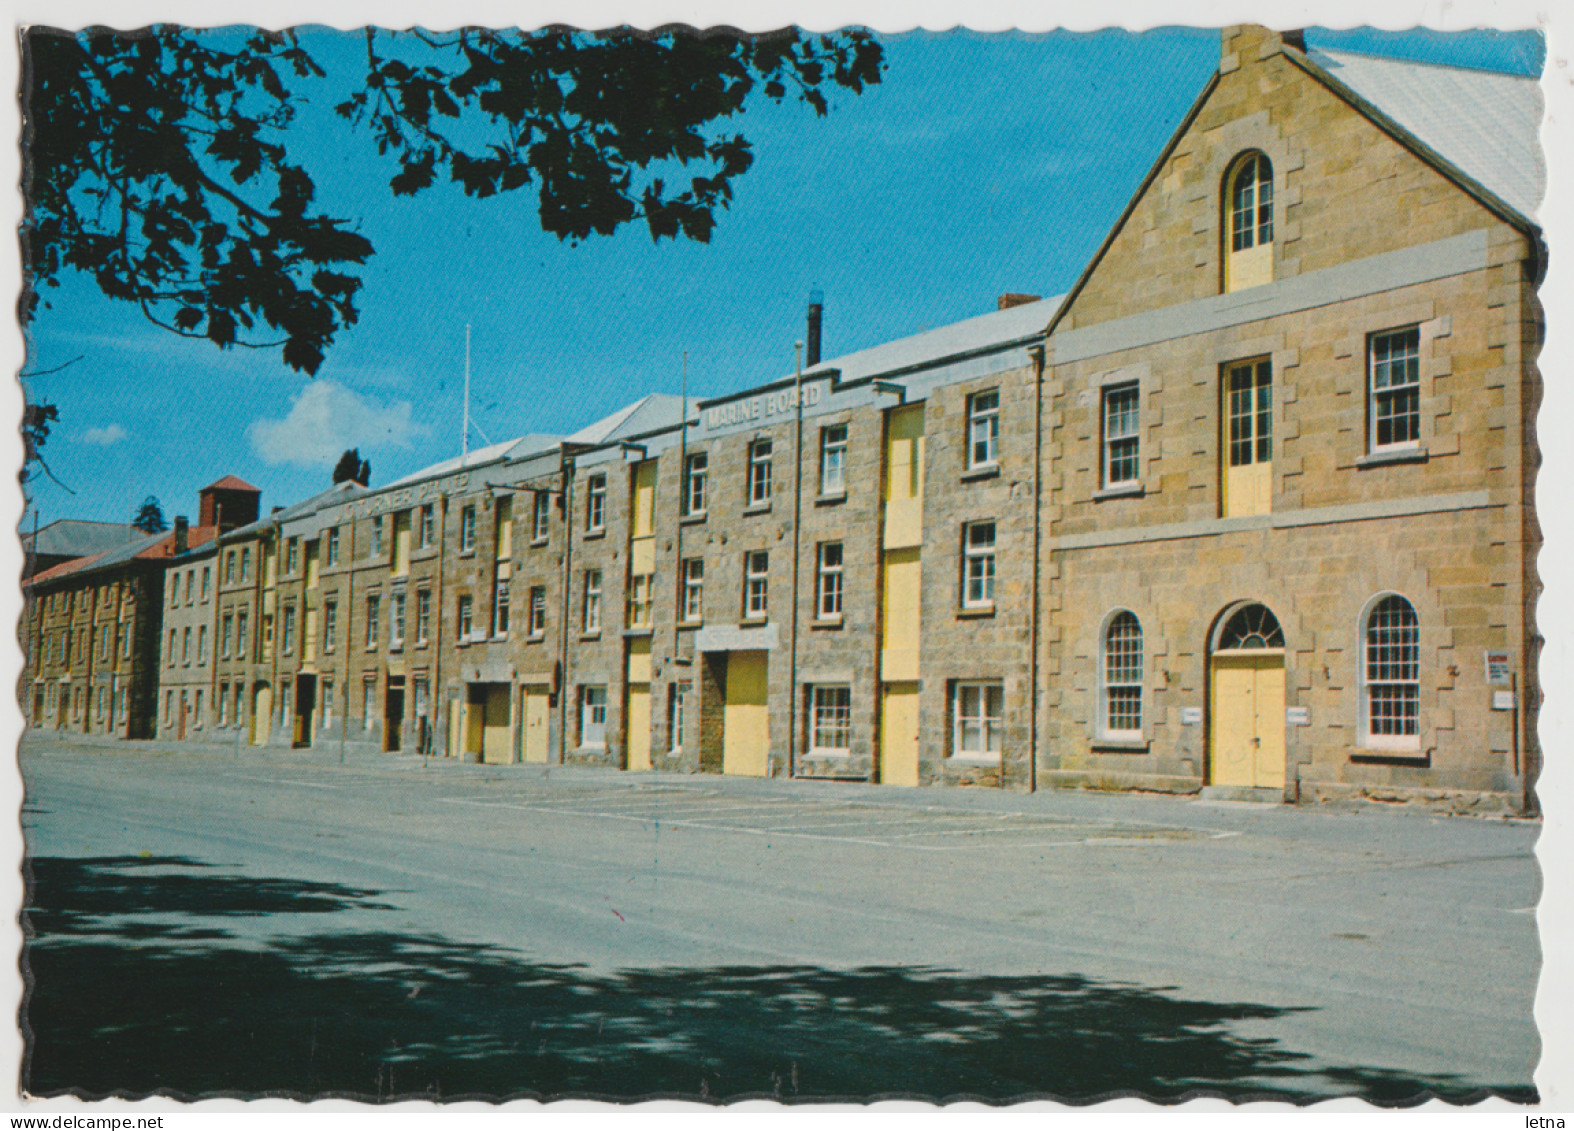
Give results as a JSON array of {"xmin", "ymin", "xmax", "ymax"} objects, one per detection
[
  {"xmin": 580, "ymin": 631, "xmax": 603, "ymax": 642},
  {"xmin": 947, "ymin": 752, "xmax": 1001, "ymax": 764},
  {"xmin": 806, "ymin": 748, "xmax": 851, "ymax": 759},
  {"xmin": 582, "ymin": 530, "xmax": 607, "ymax": 541},
  {"xmin": 1350, "ymin": 744, "xmax": 1427, "ymax": 766},
  {"xmin": 743, "ymin": 502, "xmax": 773, "ymax": 517},
  {"xmin": 1091, "ymin": 737, "xmax": 1150, "ymax": 752},
  {"xmin": 740, "ymin": 616, "xmax": 769, "ymax": 627},
  {"xmin": 814, "ymin": 491, "xmax": 847, "ymax": 507},
  {"xmin": 530, "ymin": 537, "xmax": 549, "ymax": 549},
  {"xmin": 677, "ymin": 621, "xmax": 703, "ymax": 631},
  {"xmin": 1356, "ymin": 447, "xmax": 1428, "ymax": 468},
  {"xmin": 956, "ymin": 605, "xmax": 995, "ymax": 619},
  {"xmin": 1093, "ymin": 483, "xmax": 1144, "ymax": 501},
  {"xmin": 810, "ymin": 618, "xmax": 844, "ymax": 630},
  {"xmin": 960, "ymin": 464, "xmax": 1000, "ymax": 483},
  {"xmin": 457, "ymin": 550, "xmax": 476, "ymax": 559},
  {"xmin": 622, "ymin": 627, "xmax": 654, "ymax": 638},
  {"xmin": 525, "ymin": 633, "xmax": 546, "ymax": 644}
]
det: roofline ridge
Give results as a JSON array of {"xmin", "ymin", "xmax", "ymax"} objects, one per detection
[{"xmin": 1310, "ymin": 43, "xmax": 1541, "ymax": 82}]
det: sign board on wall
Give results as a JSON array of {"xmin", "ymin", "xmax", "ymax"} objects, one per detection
[
  {"xmin": 1485, "ymin": 651, "xmax": 1513, "ymax": 685},
  {"xmin": 1286, "ymin": 706, "xmax": 1311, "ymax": 726},
  {"xmin": 1179, "ymin": 706, "xmax": 1202, "ymax": 725}
]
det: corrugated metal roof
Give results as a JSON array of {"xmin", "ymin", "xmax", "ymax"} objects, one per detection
[
  {"xmin": 799, "ymin": 296, "xmax": 1066, "ymax": 387},
  {"xmin": 223, "ymin": 480, "xmax": 363, "ymax": 538},
  {"xmin": 379, "ymin": 434, "xmax": 562, "ymax": 491},
  {"xmin": 1307, "ymin": 48, "xmax": 1544, "ymax": 222},
  {"xmin": 566, "ymin": 394, "xmax": 690, "ymax": 445},
  {"xmin": 23, "ymin": 519, "xmax": 136, "ymax": 560}
]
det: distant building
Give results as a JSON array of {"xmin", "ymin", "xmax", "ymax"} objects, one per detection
[{"xmin": 21, "ymin": 519, "xmax": 137, "ymax": 579}]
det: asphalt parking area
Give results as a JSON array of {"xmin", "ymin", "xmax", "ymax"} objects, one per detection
[{"xmin": 432, "ymin": 781, "xmax": 1242, "ymax": 851}]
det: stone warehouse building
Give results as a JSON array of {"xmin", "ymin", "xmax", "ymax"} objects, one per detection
[{"xmin": 20, "ymin": 27, "xmax": 1543, "ymax": 812}]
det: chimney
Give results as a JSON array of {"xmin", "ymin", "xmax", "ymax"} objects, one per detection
[
  {"xmin": 172, "ymin": 516, "xmax": 189, "ymax": 555},
  {"xmin": 805, "ymin": 289, "xmax": 824, "ymax": 367},
  {"xmin": 1281, "ymin": 28, "xmax": 1306, "ymax": 53},
  {"xmin": 998, "ymin": 293, "xmax": 1042, "ymax": 311}
]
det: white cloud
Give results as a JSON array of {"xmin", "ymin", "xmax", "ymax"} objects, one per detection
[
  {"xmin": 80, "ymin": 423, "xmax": 126, "ymax": 446},
  {"xmin": 247, "ymin": 380, "xmax": 422, "ymax": 468}
]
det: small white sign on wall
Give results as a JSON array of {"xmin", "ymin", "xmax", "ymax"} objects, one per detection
[
  {"xmin": 1286, "ymin": 706, "xmax": 1311, "ymax": 726},
  {"xmin": 1492, "ymin": 690, "xmax": 1516, "ymax": 711},
  {"xmin": 1179, "ymin": 706, "xmax": 1202, "ymax": 725}
]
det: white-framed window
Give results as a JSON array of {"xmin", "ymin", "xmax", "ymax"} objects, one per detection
[
  {"xmin": 532, "ymin": 491, "xmax": 551, "ymax": 541},
  {"xmin": 218, "ymin": 683, "xmax": 229, "ymax": 726},
  {"xmin": 181, "ymin": 627, "xmax": 191, "ymax": 665},
  {"xmin": 200, "ymin": 566, "xmax": 210, "ymax": 602},
  {"xmin": 1100, "ymin": 611, "xmax": 1143, "ymax": 737},
  {"xmin": 236, "ymin": 611, "xmax": 249, "ymax": 658},
  {"xmin": 747, "ymin": 439, "xmax": 773, "ymax": 505},
  {"xmin": 581, "ymin": 685, "xmax": 608, "ymax": 747},
  {"xmin": 325, "ymin": 527, "xmax": 340, "ymax": 566},
  {"xmin": 225, "ymin": 551, "xmax": 237, "ymax": 583},
  {"xmin": 281, "ymin": 606, "xmax": 295, "ymax": 655},
  {"xmin": 586, "ymin": 473, "xmax": 607, "ymax": 532},
  {"xmin": 184, "ymin": 571, "xmax": 194, "ymax": 605},
  {"xmin": 221, "ymin": 614, "xmax": 233, "ymax": 658},
  {"xmin": 744, "ymin": 550, "xmax": 769, "ymax": 619},
  {"xmin": 193, "ymin": 689, "xmax": 204, "ymax": 729},
  {"xmin": 583, "ymin": 570, "xmax": 603, "ymax": 633},
  {"xmin": 1229, "ymin": 152, "xmax": 1274, "ymax": 251},
  {"xmin": 459, "ymin": 505, "xmax": 476, "ymax": 553},
  {"xmin": 365, "ymin": 595, "xmax": 380, "ymax": 648},
  {"xmin": 809, "ymin": 685, "xmax": 852, "ymax": 755},
  {"xmin": 416, "ymin": 589, "xmax": 431, "ymax": 644},
  {"xmin": 1369, "ymin": 327, "xmax": 1421, "ymax": 451},
  {"xmin": 627, "ymin": 574, "xmax": 652, "ymax": 629},
  {"xmin": 197, "ymin": 624, "xmax": 208, "ymax": 665},
  {"xmin": 817, "ymin": 542, "xmax": 844, "ymax": 620},
  {"xmin": 164, "ymin": 690, "xmax": 173, "ymax": 725},
  {"xmin": 962, "ymin": 521, "xmax": 996, "ymax": 608},
  {"xmin": 528, "ymin": 586, "xmax": 547, "ymax": 636},
  {"xmin": 391, "ymin": 593, "xmax": 407, "ymax": 648},
  {"xmin": 681, "ymin": 558, "xmax": 704, "ymax": 622},
  {"xmin": 492, "ymin": 578, "xmax": 509, "ymax": 636},
  {"xmin": 370, "ymin": 517, "xmax": 384, "ymax": 558},
  {"xmin": 285, "ymin": 538, "xmax": 299, "ymax": 575},
  {"xmin": 968, "ymin": 389, "xmax": 1000, "ymax": 468},
  {"xmin": 419, "ymin": 503, "xmax": 436, "ymax": 548},
  {"xmin": 457, "ymin": 594, "xmax": 474, "ymax": 640},
  {"xmin": 1363, "ymin": 594, "xmax": 1420, "ymax": 748},
  {"xmin": 1102, "ymin": 383, "xmax": 1140, "ymax": 488},
  {"xmin": 321, "ymin": 679, "xmax": 334, "ymax": 728},
  {"xmin": 363, "ymin": 679, "xmax": 376, "ymax": 730},
  {"xmin": 684, "ymin": 452, "xmax": 709, "ymax": 515},
  {"xmin": 668, "ymin": 683, "xmax": 688, "ymax": 753},
  {"xmin": 233, "ymin": 682, "xmax": 243, "ymax": 725},
  {"xmin": 820, "ymin": 424, "xmax": 848, "ymax": 495},
  {"xmin": 323, "ymin": 600, "xmax": 337, "ymax": 652},
  {"xmin": 952, "ymin": 682, "xmax": 1004, "ymax": 759}
]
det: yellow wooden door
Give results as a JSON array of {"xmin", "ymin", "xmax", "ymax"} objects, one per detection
[
  {"xmin": 626, "ymin": 683, "xmax": 652, "ymax": 770},
  {"xmin": 880, "ymin": 681, "xmax": 920, "ymax": 786},
  {"xmin": 1222, "ymin": 360, "xmax": 1272, "ymax": 518},
  {"xmin": 723, "ymin": 651, "xmax": 770, "ymax": 776},
  {"xmin": 883, "ymin": 404, "xmax": 925, "ymax": 549},
  {"xmin": 1210, "ymin": 654, "xmax": 1285, "ymax": 789},
  {"xmin": 448, "ymin": 695, "xmax": 463, "ymax": 758},
  {"xmin": 523, "ymin": 688, "xmax": 549, "ymax": 763},
  {"xmin": 251, "ymin": 684, "xmax": 272, "ymax": 746},
  {"xmin": 481, "ymin": 684, "xmax": 512, "ymax": 764},
  {"xmin": 880, "ymin": 547, "xmax": 922, "ymax": 681}
]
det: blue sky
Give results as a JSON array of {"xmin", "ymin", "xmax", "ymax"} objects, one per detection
[{"xmin": 22, "ymin": 25, "xmax": 1544, "ymax": 528}]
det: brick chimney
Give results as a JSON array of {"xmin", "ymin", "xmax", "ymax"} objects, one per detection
[
  {"xmin": 172, "ymin": 516, "xmax": 189, "ymax": 555},
  {"xmin": 998, "ymin": 293, "xmax": 1042, "ymax": 311}
]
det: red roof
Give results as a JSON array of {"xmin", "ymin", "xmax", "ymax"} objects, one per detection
[
  {"xmin": 26, "ymin": 550, "xmax": 111, "ymax": 587},
  {"xmin": 202, "ymin": 475, "xmax": 260, "ymax": 493},
  {"xmin": 24, "ymin": 524, "xmax": 220, "ymax": 588}
]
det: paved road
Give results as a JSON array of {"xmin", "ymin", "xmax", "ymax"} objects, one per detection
[{"xmin": 19, "ymin": 732, "xmax": 1540, "ymax": 1103}]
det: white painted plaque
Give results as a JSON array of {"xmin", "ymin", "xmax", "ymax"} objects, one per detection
[
  {"xmin": 1179, "ymin": 706, "xmax": 1202, "ymax": 725},
  {"xmin": 1286, "ymin": 706, "xmax": 1310, "ymax": 726},
  {"xmin": 1492, "ymin": 690, "xmax": 1516, "ymax": 711}
]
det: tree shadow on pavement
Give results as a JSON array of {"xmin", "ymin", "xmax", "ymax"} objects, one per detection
[{"xmin": 20, "ymin": 855, "xmax": 1536, "ymax": 1105}]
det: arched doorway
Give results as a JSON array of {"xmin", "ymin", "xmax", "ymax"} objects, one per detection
[
  {"xmin": 1208, "ymin": 602, "xmax": 1286, "ymax": 791},
  {"xmin": 251, "ymin": 681, "xmax": 273, "ymax": 747}
]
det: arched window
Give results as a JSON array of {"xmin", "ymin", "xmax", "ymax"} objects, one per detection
[
  {"xmin": 1217, "ymin": 603, "xmax": 1284, "ymax": 651},
  {"xmin": 1364, "ymin": 595, "xmax": 1420, "ymax": 746},
  {"xmin": 1101, "ymin": 611, "xmax": 1143, "ymax": 736},
  {"xmin": 1224, "ymin": 152, "xmax": 1274, "ymax": 292}
]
